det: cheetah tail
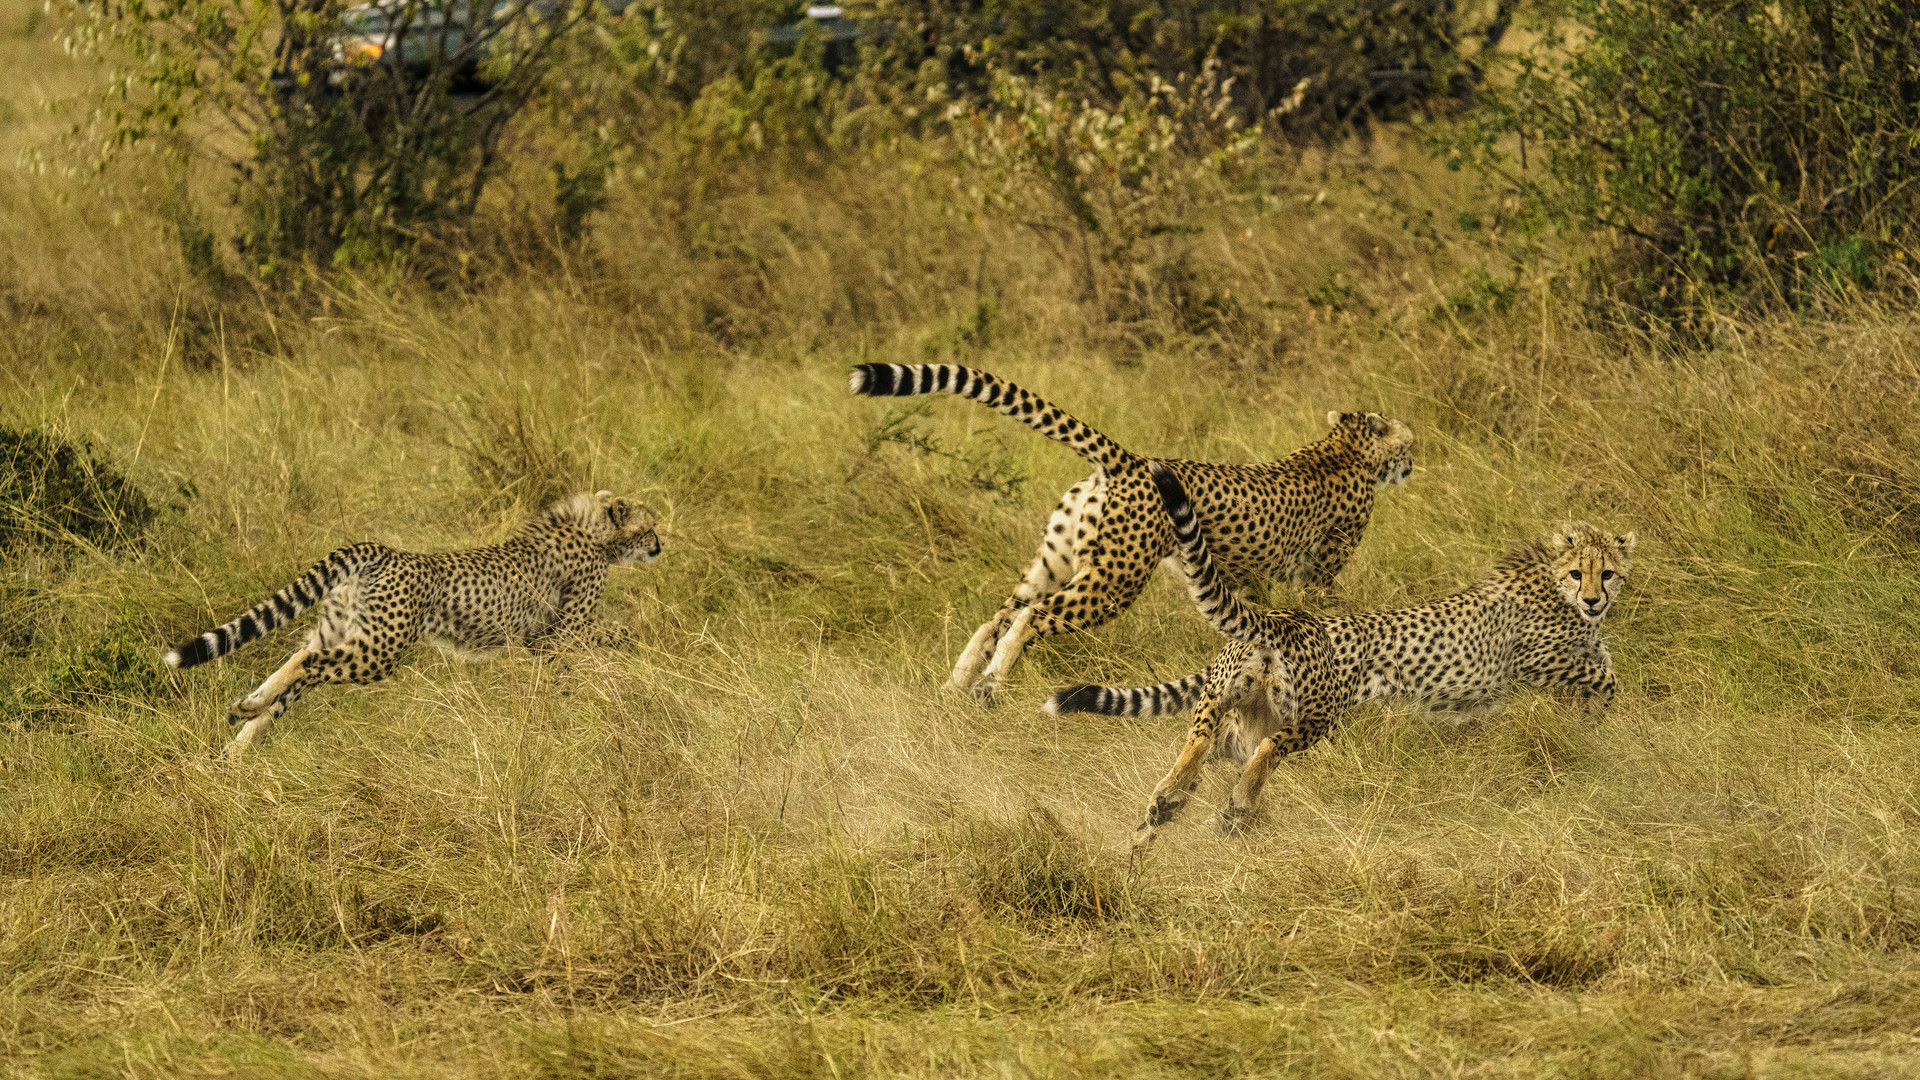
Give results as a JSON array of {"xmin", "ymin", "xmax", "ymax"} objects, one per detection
[
  {"xmin": 1043, "ymin": 672, "xmax": 1207, "ymax": 717},
  {"xmin": 162, "ymin": 543, "xmax": 381, "ymax": 670},
  {"xmin": 848, "ymin": 363, "xmax": 1132, "ymax": 471},
  {"xmin": 1150, "ymin": 461, "xmax": 1302, "ymax": 650}
]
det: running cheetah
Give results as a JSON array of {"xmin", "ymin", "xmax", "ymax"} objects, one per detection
[
  {"xmin": 850, "ymin": 363, "xmax": 1415, "ymax": 700},
  {"xmin": 1050, "ymin": 462, "xmax": 1633, "ymax": 852},
  {"xmin": 164, "ymin": 491, "xmax": 661, "ymax": 754}
]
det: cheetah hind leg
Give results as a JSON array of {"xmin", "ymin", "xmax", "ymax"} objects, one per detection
[
  {"xmin": 225, "ymin": 648, "xmax": 321, "ymax": 757},
  {"xmin": 1133, "ymin": 693, "xmax": 1235, "ymax": 854},
  {"xmin": 951, "ymin": 473, "xmax": 1103, "ymax": 697},
  {"xmin": 228, "ymin": 646, "xmax": 314, "ymax": 723},
  {"xmin": 227, "ymin": 640, "xmax": 397, "ymax": 757},
  {"xmin": 228, "ymin": 674, "xmax": 323, "ymax": 757},
  {"xmin": 228, "ymin": 587, "xmax": 360, "ymax": 753},
  {"xmin": 975, "ymin": 549, "xmax": 1142, "ymax": 704},
  {"xmin": 1219, "ymin": 735, "xmax": 1285, "ymax": 836},
  {"xmin": 947, "ymin": 608, "xmax": 1013, "ymax": 694},
  {"xmin": 972, "ymin": 606, "xmax": 1038, "ymax": 704}
]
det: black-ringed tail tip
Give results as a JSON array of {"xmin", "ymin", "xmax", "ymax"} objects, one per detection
[
  {"xmin": 165, "ymin": 626, "xmax": 251, "ymax": 670},
  {"xmin": 1042, "ymin": 686, "xmax": 1105, "ymax": 716},
  {"xmin": 164, "ymin": 629, "xmax": 228, "ymax": 668},
  {"xmin": 850, "ymin": 363, "xmax": 955, "ymax": 396},
  {"xmin": 1148, "ymin": 461, "xmax": 1190, "ymax": 516}
]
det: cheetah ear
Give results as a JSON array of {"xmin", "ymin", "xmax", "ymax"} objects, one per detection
[
  {"xmin": 1550, "ymin": 526, "xmax": 1575, "ymax": 549},
  {"xmin": 593, "ymin": 490, "xmax": 614, "ymax": 503},
  {"xmin": 1327, "ymin": 410, "xmax": 1343, "ymax": 428},
  {"xmin": 1615, "ymin": 531, "xmax": 1636, "ymax": 554},
  {"xmin": 1366, "ymin": 413, "xmax": 1390, "ymax": 436}
]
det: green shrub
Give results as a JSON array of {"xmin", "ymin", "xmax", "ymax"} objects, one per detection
[
  {"xmin": 62, "ymin": 0, "xmax": 596, "ymax": 282},
  {"xmin": 856, "ymin": 0, "xmax": 1515, "ymax": 140},
  {"xmin": 1, "ymin": 626, "xmax": 179, "ymax": 727},
  {"xmin": 1452, "ymin": 0, "xmax": 1920, "ymax": 299},
  {"xmin": 0, "ymin": 427, "xmax": 155, "ymax": 555},
  {"xmin": 947, "ymin": 58, "xmax": 1261, "ymax": 322}
]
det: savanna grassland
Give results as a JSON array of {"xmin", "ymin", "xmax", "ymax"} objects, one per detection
[{"xmin": 5, "ymin": 0, "xmax": 1920, "ymax": 1075}]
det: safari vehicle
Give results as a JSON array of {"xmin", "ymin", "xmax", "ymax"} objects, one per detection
[{"xmin": 329, "ymin": 0, "xmax": 544, "ymax": 87}]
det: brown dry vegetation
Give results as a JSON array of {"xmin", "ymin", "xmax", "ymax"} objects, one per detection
[{"xmin": 5, "ymin": 1, "xmax": 1920, "ymax": 1077}]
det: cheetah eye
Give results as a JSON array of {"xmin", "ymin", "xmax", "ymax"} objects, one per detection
[
  {"xmin": 1568, "ymin": 570, "xmax": 1582, "ymax": 581},
  {"xmin": 1600, "ymin": 569, "xmax": 1614, "ymax": 581}
]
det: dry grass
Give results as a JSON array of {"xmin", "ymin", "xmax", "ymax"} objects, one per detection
[{"xmin": 5, "ymin": 2, "xmax": 1920, "ymax": 1076}]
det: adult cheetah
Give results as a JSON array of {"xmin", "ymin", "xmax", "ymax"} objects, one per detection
[
  {"xmin": 164, "ymin": 491, "xmax": 661, "ymax": 754},
  {"xmin": 1050, "ymin": 462, "xmax": 1633, "ymax": 851},
  {"xmin": 850, "ymin": 363, "xmax": 1415, "ymax": 700}
]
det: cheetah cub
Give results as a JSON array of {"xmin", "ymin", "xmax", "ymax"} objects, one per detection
[
  {"xmin": 851, "ymin": 363, "xmax": 1415, "ymax": 700},
  {"xmin": 1051, "ymin": 463, "xmax": 1633, "ymax": 852},
  {"xmin": 165, "ymin": 491, "xmax": 661, "ymax": 755}
]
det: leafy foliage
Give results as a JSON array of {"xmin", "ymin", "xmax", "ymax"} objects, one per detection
[
  {"xmin": 855, "ymin": 403, "xmax": 1027, "ymax": 503},
  {"xmin": 1452, "ymin": 0, "xmax": 1920, "ymax": 297},
  {"xmin": 62, "ymin": 0, "xmax": 593, "ymax": 280},
  {"xmin": 856, "ymin": 0, "xmax": 1515, "ymax": 138},
  {"xmin": 0, "ymin": 625, "xmax": 180, "ymax": 726},
  {"xmin": 948, "ymin": 58, "xmax": 1261, "ymax": 320},
  {"xmin": 0, "ymin": 427, "xmax": 155, "ymax": 555}
]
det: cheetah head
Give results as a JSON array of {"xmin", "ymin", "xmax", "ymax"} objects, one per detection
[
  {"xmin": 592, "ymin": 490, "xmax": 663, "ymax": 567},
  {"xmin": 1327, "ymin": 411, "xmax": 1416, "ymax": 489},
  {"xmin": 1548, "ymin": 523, "xmax": 1634, "ymax": 624}
]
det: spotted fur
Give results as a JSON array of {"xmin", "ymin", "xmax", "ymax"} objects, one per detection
[
  {"xmin": 164, "ymin": 491, "xmax": 661, "ymax": 754},
  {"xmin": 1049, "ymin": 462, "xmax": 1634, "ymax": 852},
  {"xmin": 850, "ymin": 363, "xmax": 1415, "ymax": 700}
]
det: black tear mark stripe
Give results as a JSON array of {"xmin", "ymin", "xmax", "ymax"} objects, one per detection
[
  {"xmin": 163, "ymin": 543, "xmax": 385, "ymax": 669},
  {"xmin": 848, "ymin": 363, "xmax": 1134, "ymax": 471}
]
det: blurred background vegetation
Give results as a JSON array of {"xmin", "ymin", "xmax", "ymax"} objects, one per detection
[{"xmin": 34, "ymin": 0, "xmax": 1918, "ymax": 315}]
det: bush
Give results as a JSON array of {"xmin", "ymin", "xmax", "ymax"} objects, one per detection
[
  {"xmin": 0, "ymin": 626, "xmax": 180, "ymax": 727},
  {"xmin": 1453, "ymin": 0, "xmax": 1920, "ymax": 299},
  {"xmin": 63, "ymin": 0, "xmax": 595, "ymax": 282},
  {"xmin": 858, "ymin": 0, "xmax": 1516, "ymax": 139},
  {"xmin": 0, "ymin": 428, "xmax": 155, "ymax": 555},
  {"xmin": 947, "ymin": 57, "xmax": 1261, "ymax": 324}
]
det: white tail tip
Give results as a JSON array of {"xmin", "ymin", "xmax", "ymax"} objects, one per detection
[{"xmin": 162, "ymin": 650, "xmax": 181, "ymax": 668}]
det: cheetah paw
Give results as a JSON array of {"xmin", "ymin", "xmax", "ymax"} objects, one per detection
[{"xmin": 1130, "ymin": 823, "xmax": 1159, "ymax": 856}]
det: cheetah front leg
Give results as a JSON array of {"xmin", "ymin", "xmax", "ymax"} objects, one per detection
[
  {"xmin": 1515, "ymin": 641, "xmax": 1615, "ymax": 717},
  {"xmin": 528, "ymin": 575, "xmax": 612, "ymax": 651},
  {"xmin": 1300, "ymin": 520, "xmax": 1362, "ymax": 601},
  {"xmin": 1575, "ymin": 640, "xmax": 1617, "ymax": 716}
]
